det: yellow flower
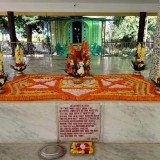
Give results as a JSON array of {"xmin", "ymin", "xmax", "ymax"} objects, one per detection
[
  {"xmin": 70, "ymin": 141, "xmax": 94, "ymax": 154},
  {"xmin": 137, "ymin": 43, "xmax": 145, "ymax": 61},
  {"xmin": 88, "ymin": 142, "xmax": 92, "ymax": 146},
  {"xmin": 15, "ymin": 46, "xmax": 24, "ymax": 64},
  {"xmin": 89, "ymin": 148, "xmax": 93, "ymax": 154}
]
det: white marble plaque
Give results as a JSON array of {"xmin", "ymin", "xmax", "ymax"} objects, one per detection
[{"xmin": 58, "ymin": 103, "xmax": 101, "ymax": 142}]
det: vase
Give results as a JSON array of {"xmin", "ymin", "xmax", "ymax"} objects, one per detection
[
  {"xmin": 156, "ymin": 87, "xmax": 160, "ymax": 95},
  {"xmin": 133, "ymin": 70, "xmax": 141, "ymax": 75},
  {"xmin": 73, "ymin": 77, "xmax": 83, "ymax": 84},
  {"xmin": 16, "ymin": 71, "xmax": 24, "ymax": 76}
]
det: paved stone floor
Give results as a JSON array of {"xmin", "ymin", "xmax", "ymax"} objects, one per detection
[
  {"xmin": 1, "ymin": 54, "xmax": 158, "ymax": 160},
  {"xmin": 3, "ymin": 54, "xmax": 151, "ymax": 80},
  {"xmin": 0, "ymin": 143, "xmax": 160, "ymax": 160}
]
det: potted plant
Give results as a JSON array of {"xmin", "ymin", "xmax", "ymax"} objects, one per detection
[
  {"xmin": 10, "ymin": 44, "xmax": 27, "ymax": 76},
  {"xmin": 0, "ymin": 72, "xmax": 7, "ymax": 93},
  {"xmin": 152, "ymin": 77, "xmax": 160, "ymax": 95},
  {"xmin": 132, "ymin": 43, "xmax": 146, "ymax": 75},
  {"xmin": 0, "ymin": 46, "xmax": 8, "ymax": 93},
  {"xmin": 131, "ymin": 58, "xmax": 146, "ymax": 75}
]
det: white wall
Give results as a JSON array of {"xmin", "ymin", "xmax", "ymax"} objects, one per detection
[{"xmin": 0, "ymin": 1, "xmax": 158, "ymax": 13}]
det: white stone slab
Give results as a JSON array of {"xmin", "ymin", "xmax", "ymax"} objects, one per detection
[
  {"xmin": 0, "ymin": 101, "xmax": 58, "ymax": 143},
  {"xmin": 1, "ymin": 100, "xmax": 160, "ymax": 143},
  {"xmin": 102, "ymin": 101, "xmax": 160, "ymax": 143}
]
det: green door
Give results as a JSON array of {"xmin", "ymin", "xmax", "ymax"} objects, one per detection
[{"xmin": 66, "ymin": 21, "xmax": 88, "ymax": 44}]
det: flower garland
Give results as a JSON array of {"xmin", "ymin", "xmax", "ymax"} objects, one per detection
[
  {"xmin": 1, "ymin": 74, "xmax": 160, "ymax": 101},
  {"xmin": 70, "ymin": 142, "xmax": 93, "ymax": 154},
  {"xmin": 65, "ymin": 41, "xmax": 91, "ymax": 78}
]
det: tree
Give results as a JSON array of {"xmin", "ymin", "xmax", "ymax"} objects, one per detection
[
  {"xmin": 111, "ymin": 16, "xmax": 139, "ymax": 42},
  {"xmin": 146, "ymin": 16, "xmax": 157, "ymax": 41},
  {"xmin": 15, "ymin": 16, "xmax": 43, "ymax": 41},
  {"xmin": 0, "ymin": 15, "xmax": 43, "ymax": 42},
  {"xmin": 109, "ymin": 16, "xmax": 157, "ymax": 43},
  {"xmin": 113, "ymin": 16, "xmax": 125, "ymax": 27},
  {"xmin": 0, "ymin": 16, "xmax": 9, "ymax": 34}
]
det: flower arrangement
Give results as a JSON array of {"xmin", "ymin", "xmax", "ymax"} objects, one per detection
[
  {"xmin": 70, "ymin": 142, "xmax": 93, "ymax": 154},
  {"xmin": 10, "ymin": 45, "xmax": 27, "ymax": 73},
  {"xmin": 0, "ymin": 43, "xmax": 4, "ymax": 73},
  {"xmin": 0, "ymin": 72, "xmax": 7, "ymax": 88},
  {"xmin": 152, "ymin": 62, "xmax": 160, "ymax": 93},
  {"xmin": 0, "ymin": 49, "xmax": 3, "ymax": 73},
  {"xmin": 152, "ymin": 77, "xmax": 160, "ymax": 88},
  {"xmin": 131, "ymin": 58, "xmax": 146, "ymax": 71},
  {"xmin": 0, "ymin": 46, "xmax": 7, "ymax": 91},
  {"xmin": 0, "ymin": 72, "xmax": 5, "ymax": 87},
  {"xmin": 152, "ymin": 77, "xmax": 160, "ymax": 95},
  {"xmin": 65, "ymin": 41, "xmax": 91, "ymax": 78},
  {"xmin": 131, "ymin": 43, "xmax": 146, "ymax": 71}
]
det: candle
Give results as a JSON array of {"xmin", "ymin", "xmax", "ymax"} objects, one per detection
[{"xmin": 0, "ymin": 51, "xmax": 3, "ymax": 72}]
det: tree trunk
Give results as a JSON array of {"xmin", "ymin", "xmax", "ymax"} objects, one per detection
[
  {"xmin": 26, "ymin": 24, "xmax": 32, "ymax": 42},
  {"xmin": 137, "ymin": 12, "xmax": 146, "ymax": 43},
  {"xmin": 26, "ymin": 24, "xmax": 34, "ymax": 54},
  {"xmin": 7, "ymin": 11, "xmax": 17, "ymax": 56}
]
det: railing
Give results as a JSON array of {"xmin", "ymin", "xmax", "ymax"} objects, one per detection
[
  {"xmin": 101, "ymin": 42, "xmax": 154, "ymax": 57},
  {"xmin": 0, "ymin": 41, "xmax": 53, "ymax": 55},
  {"xmin": 0, "ymin": 41, "xmax": 154, "ymax": 57}
]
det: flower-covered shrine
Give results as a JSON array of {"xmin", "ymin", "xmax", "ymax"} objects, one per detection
[{"xmin": 42, "ymin": 16, "xmax": 110, "ymax": 56}]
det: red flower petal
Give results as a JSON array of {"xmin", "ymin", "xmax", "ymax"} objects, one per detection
[
  {"xmin": 84, "ymin": 148, "xmax": 90, "ymax": 154},
  {"xmin": 76, "ymin": 143, "xmax": 81, "ymax": 147},
  {"xmin": 157, "ymin": 77, "xmax": 160, "ymax": 81},
  {"xmin": 84, "ymin": 143, "xmax": 89, "ymax": 147},
  {"xmin": 77, "ymin": 147, "xmax": 82, "ymax": 151}
]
